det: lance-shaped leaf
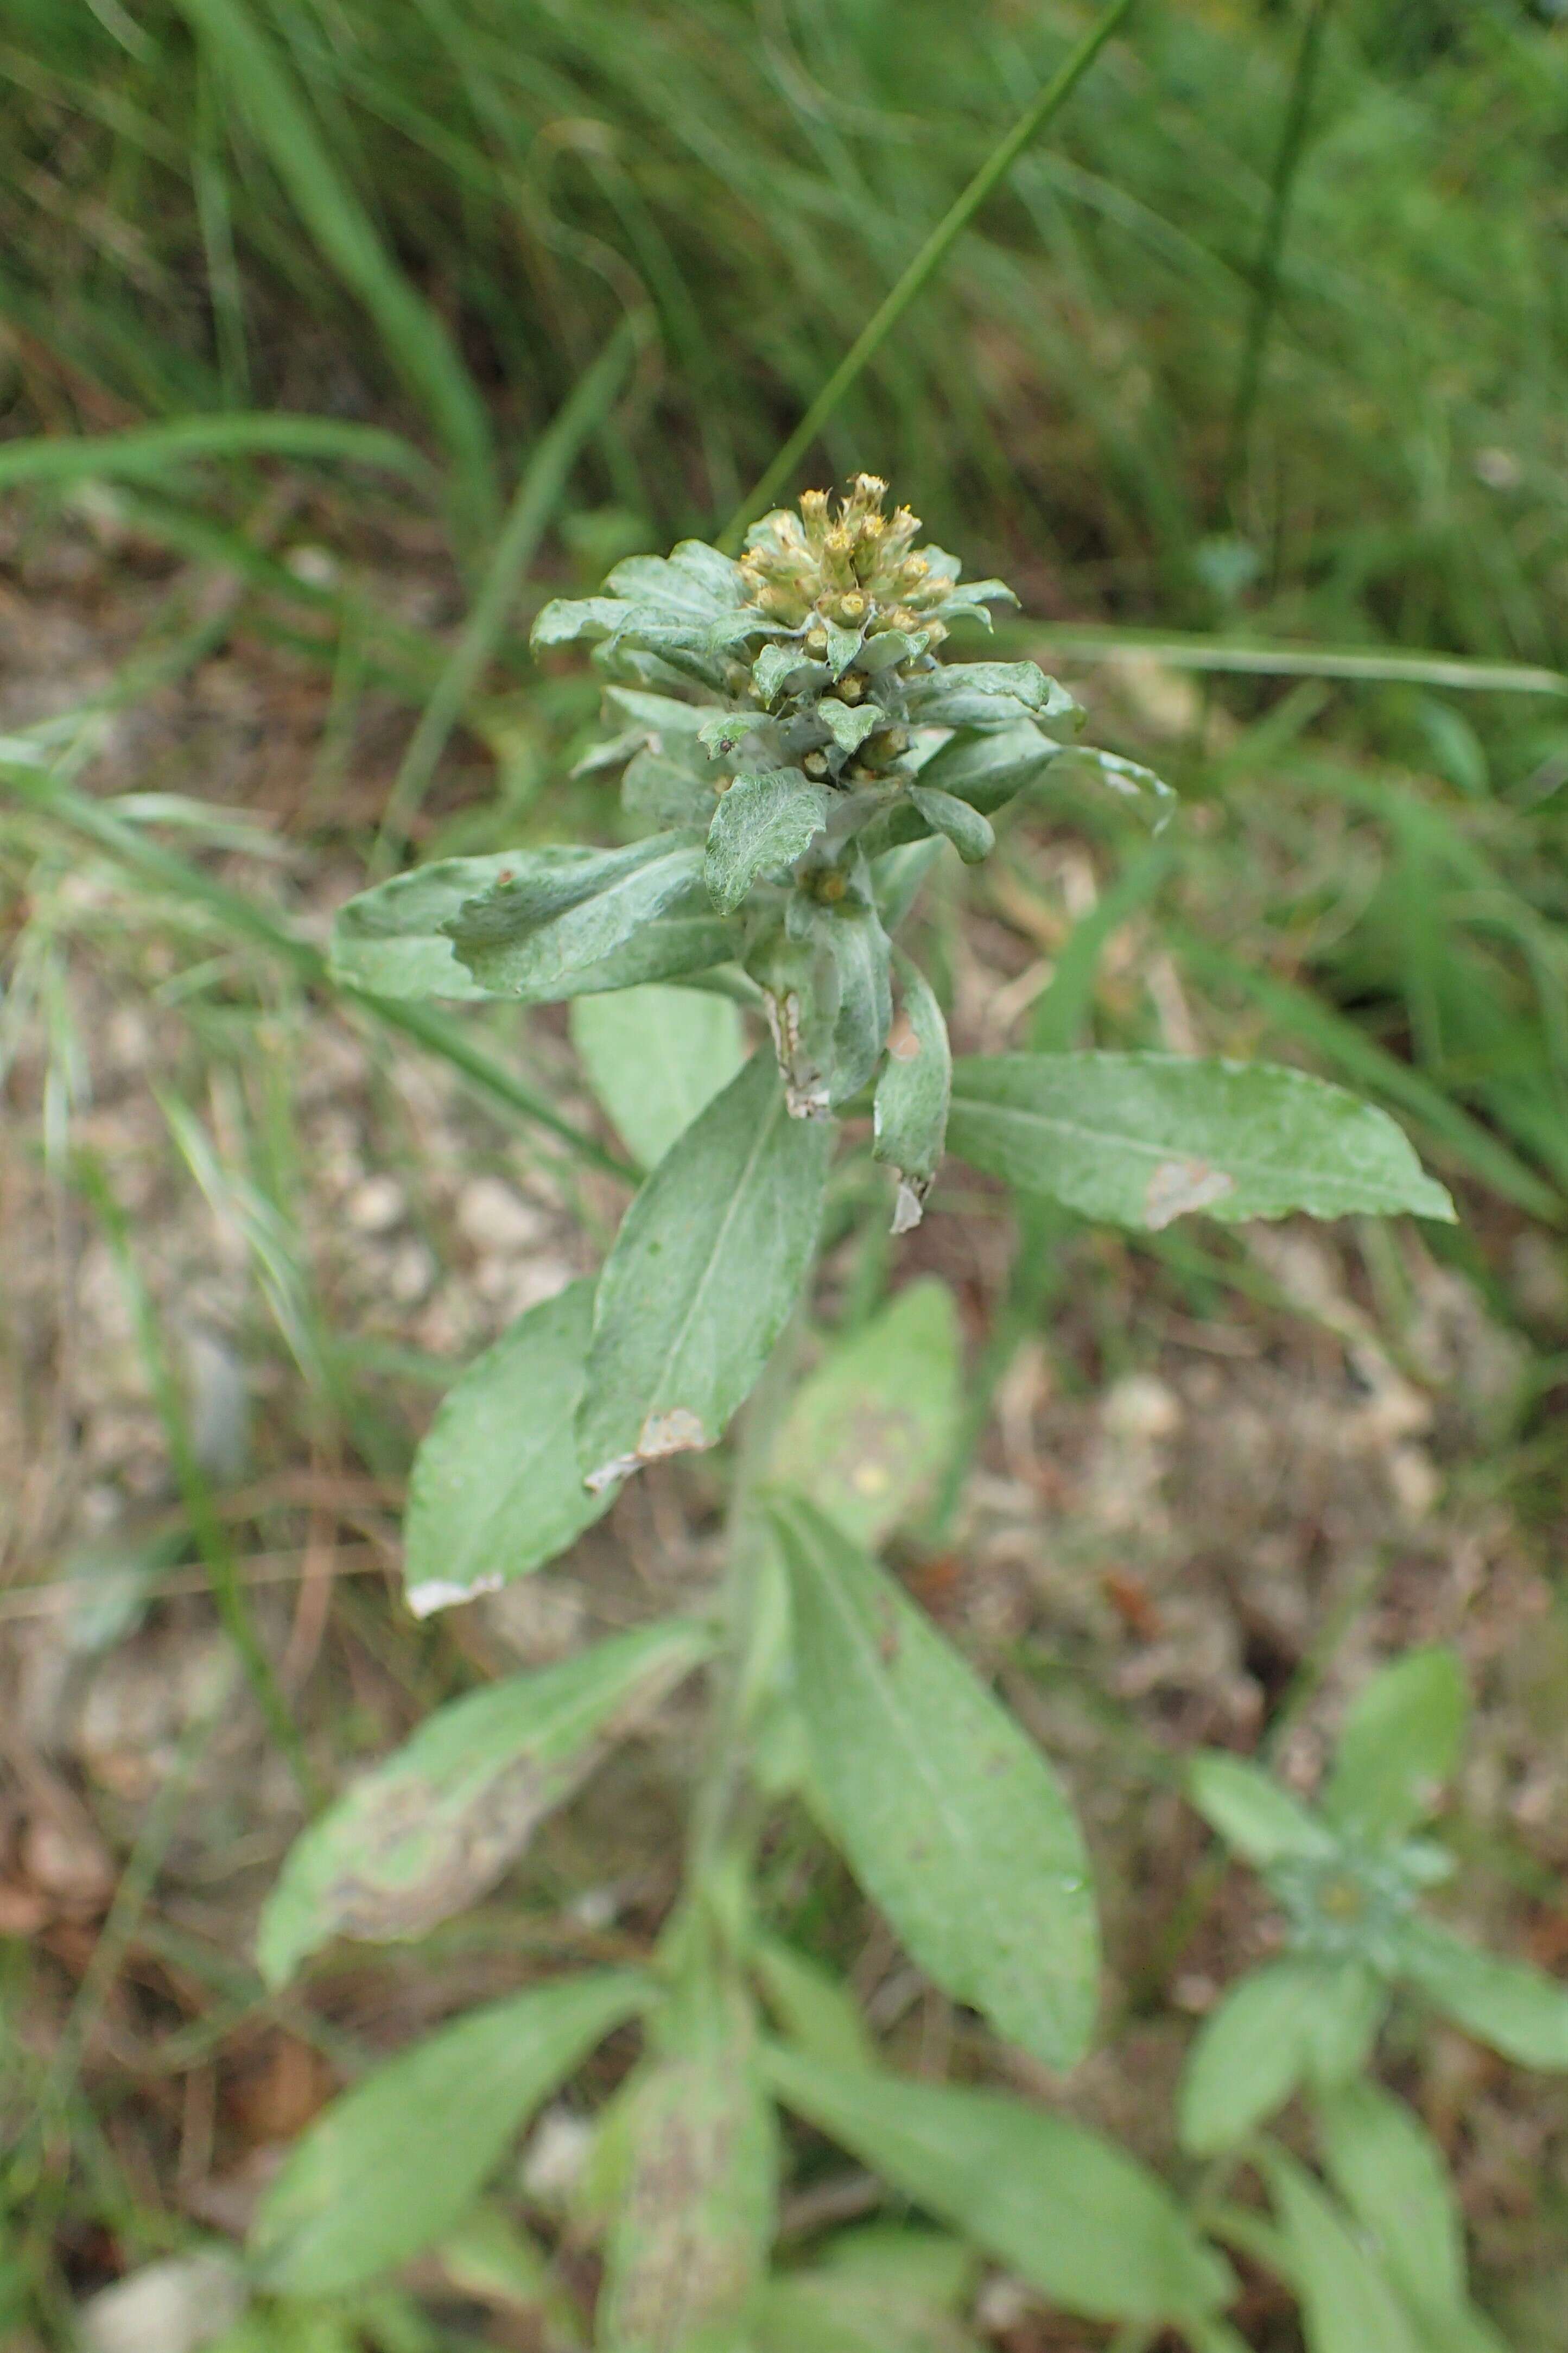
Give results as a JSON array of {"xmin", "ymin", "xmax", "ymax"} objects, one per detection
[
  {"xmin": 256, "ymin": 1620, "xmax": 712, "ymax": 1984},
  {"xmin": 906, "ymin": 786, "xmax": 995, "ymax": 864},
  {"xmin": 872, "ymin": 840, "xmax": 945, "ymax": 931},
  {"xmin": 705, "ymin": 769, "xmax": 831, "ymax": 912},
  {"xmin": 446, "ymin": 838, "xmax": 708, "ymax": 997},
  {"xmin": 874, "ymin": 959, "xmax": 952, "ymax": 1231},
  {"xmin": 905, "ymin": 661, "xmax": 1081, "ymax": 737},
  {"xmin": 603, "ymin": 685, "xmax": 713, "ymax": 739},
  {"xmin": 334, "ymin": 844, "xmax": 731, "ymax": 1003},
  {"xmin": 767, "ymin": 1280, "xmax": 961, "ymax": 1550},
  {"xmin": 763, "ymin": 2047, "xmax": 1235, "ymax": 2329},
  {"xmin": 599, "ymin": 1986, "xmax": 778, "ymax": 2353},
  {"xmin": 1398, "ymin": 1919, "xmax": 1568, "ymax": 2069},
  {"xmin": 753, "ymin": 2275, "xmax": 982, "ymax": 2353},
  {"xmin": 1262, "ymin": 2151, "xmax": 1421, "ymax": 2353},
  {"xmin": 748, "ymin": 1933, "xmax": 877, "ymax": 2074},
  {"xmin": 570, "ymin": 983, "xmax": 746, "ymax": 1170},
  {"xmin": 1178, "ymin": 1959, "xmax": 1386, "ymax": 2154},
  {"xmin": 328, "ymin": 849, "xmax": 555, "ymax": 1000},
  {"xmin": 772, "ymin": 1498, "xmax": 1097, "ymax": 2069},
  {"xmin": 251, "ymin": 1971, "xmax": 647, "ymax": 2295},
  {"xmin": 622, "ymin": 743, "xmax": 720, "ymax": 829},
  {"xmin": 948, "ymin": 1052, "xmax": 1456, "ymax": 1227},
  {"xmin": 823, "ymin": 897, "xmax": 893, "ymax": 1107},
  {"xmin": 911, "ymin": 720, "xmax": 1066, "ymax": 814},
  {"xmin": 577, "ymin": 1053, "xmax": 831, "ymax": 1488},
  {"xmin": 1316, "ymin": 2082, "xmax": 1469, "ymax": 2330},
  {"xmin": 1188, "ymin": 1753, "xmax": 1337, "ymax": 1865},
  {"xmin": 402, "ymin": 1278, "xmax": 611, "ymax": 1619},
  {"xmin": 1323, "ymin": 1648, "xmax": 1467, "ymax": 1844},
  {"xmin": 1057, "ymin": 746, "xmax": 1176, "ymax": 829}
]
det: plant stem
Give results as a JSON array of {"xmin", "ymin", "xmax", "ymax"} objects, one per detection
[
  {"xmin": 718, "ymin": 0, "xmax": 1136, "ymax": 550},
  {"xmin": 687, "ymin": 1316, "xmax": 804, "ymax": 1914}
]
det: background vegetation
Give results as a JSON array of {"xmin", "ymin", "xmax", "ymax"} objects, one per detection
[{"xmin": 2, "ymin": 1, "xmax": 1567, "ymax": 2346}]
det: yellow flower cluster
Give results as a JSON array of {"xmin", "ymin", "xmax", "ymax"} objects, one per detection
[{"xmin": 738, "ymin": 474, "xmax": 950, "ymax": 649}]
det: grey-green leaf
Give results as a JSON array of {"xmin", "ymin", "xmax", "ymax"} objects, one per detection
[
  {"xmin": 1323, "ymin": 1648, "xmax": 1468, "ymax": 1844},
  {"xmin": 874, "ymin": 959, "xmax": 951, "ymax": 1231},
  {"xmin": 577, "ymin": 1052, "xmax": 831, "ymax": 1487},
  {"xmin": 705, "ymin": 770, "xmax": 831, "ymax": 912},
  {"xmin": 949, "ymin": 1052, "xmax": 1456, "ymax": 1227},
  {"xmin": 911, "ymin": 721, "xmax": 1065, "ymax": 814},
  {"xmin": 599, "ymin": 1988, "xmax": 777, "ymax": 2353},
  {"xmin": 752, "ymin": 2275, "xmax": 982, "ymax": 2353},
  {"xmin": 447, "ymin": 839, "xmax": 708, "ymax": 997},
  {"xmin": 698, "ymin": 709, "xmax": 772, "ymax": 759},
  {"xmin": 1316, "ymin": 2082, "xmax": 1471, "ymax": 2327},
  {"xmin": 1179, "ymin": 1960, "xmax": 1386, "ymax": 2155},
  {"xmin": 1188, "ymin": 1752, "xmax": 1338, "ymax": 1866},
  {"xmin": 773, "ymin": 1498, "xmax": 1098, "ymax": 2069},
  {"xmin": 570, "ymin": 983, "xmax": 746, "ymax": 1170},
  {"xmin": 817, "ymin": 697, "xmax": 881, "ymax": 756},
  {"xmin": 766, "ymin": 1280, "xmax": 961, "ymax": 1550},
  {"xmin": 250, "ymin": 1972, "xmax": 648, "ymax": 2296},
  {"xmin": 329, "ymin": 851, "xmax": 550, "ymax": 1000},
  {"xmin": 905, "ymin": 661, "xmax": 1081, "ymax": 736},
  {"xmin": 823, "ymin": 897, "xmax": 894, "ymax": 1106},
  {"xmin": 906, "ymin": 786, "xmax": 995, "ymax": 864},
  {"xmin": 402, "ymin": 1278, "xmax": 611, "ymax": 1619},
  {"xmin": 1399, "ymin": 1920, "xmax": 1568, "ymax": 2069},
  {"xmin": 1057, "ymin": 746, "xmax": 1176, "ymax": 829},
  {"xmin": 256, "ymin": 1620, "xmax": 712, "ymax": 1985},
  {"xmin": 1264, "ymin": 2150, "xmax": 1421, "ymax": 2353},
  {"xmin": 748, "ymin": 1933, "xmax": 877, "ymax": 2075},
  {"xmin": 762, "ymin": 2046, "xmax": 1235, "ymax": 2327}
]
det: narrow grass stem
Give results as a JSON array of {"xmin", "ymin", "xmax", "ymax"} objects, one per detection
[
  {"xmin": 3, "ymin": 767, "xmax": 637, "ymax": 1181},
  {"xmin": 719, "ymin": 0, "xmax": 1136, "ymax": 549},
  {"xmin": 32, "ymin": 1658, "xmax": 241, "ymax": 2136},
  {"xmin": 1220, "ymin": 0, "xmax": 1335, "ymax": 518},
  {"xmin": 370, "ymin": 319, "xmax": 637, "ymax": 876},
  {"xmin": 74, "ymin": 1154, "xmax": 321, "ymax": 1806}
]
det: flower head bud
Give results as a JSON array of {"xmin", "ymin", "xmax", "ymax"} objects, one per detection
[
  {"xmin": 837, "ymin": 671, "xmax": 865, "ymax": 702},
  {"xmin": 803, "ymin": 750, "xmax": 830, "ymax": 779}
]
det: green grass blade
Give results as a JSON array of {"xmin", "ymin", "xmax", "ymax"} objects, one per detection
[
  {"xmin": 370, "ymin": 317, "xmax": 638, "ymax": 874},
  {"xmin": 719, "ymin": 0, "xmax": 1137, "ymax": 547},
  {"xmin": 0, "ymin": 413, "xmax": 434, "ymax": 492},
  {"xmin": 71, "ymin": 1152, "xmax": 318, "ymax": 1805},
  {"xmin": 2, "ymin": 763, "xmax": 636, "ymax": 1181},
  {"xmin": 1221, "ymin": 0, "xmax": 1335, "ymax": 513},
  {"xmin": 1021, "ymin": 625, "xmax": 1568, "ymax": 699},
  {"xmin": 173, "ymin": 0, "xmax": 496, "ymax": 548}
]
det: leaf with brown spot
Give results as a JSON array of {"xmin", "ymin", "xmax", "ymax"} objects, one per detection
[
  {"xmin": 257, "ymin": 1620, "xmax": 712, "ymax": 1986},
  {"xmin": 577, "ymin": 1052, "xmax": 831, "ymax": 1490},
  {"xmin": 949, "ymin": 1051, "xmax": 1455, "ymax": 1227},
  {"xmin": 766, "ymin": 1279, "xmax": 961, "ymax": 1552},
  {"xmin": 599, "ymin": 1983, "xmax": 778, "ymax": 2353}
]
